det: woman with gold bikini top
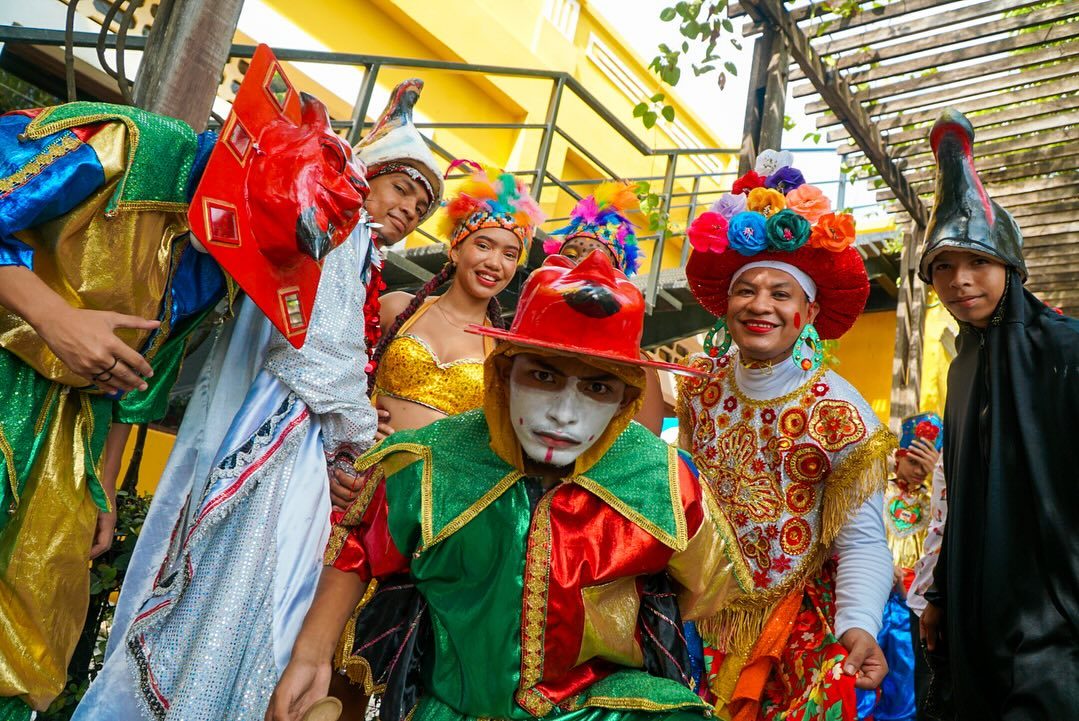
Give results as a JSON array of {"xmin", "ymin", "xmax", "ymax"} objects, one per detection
[
  {"xmin": 363, "ymin": 162, "xmax": 546, "ymax": 440},
  {"xmin": 370, "ymin": 296, "xmax": 494, "ymax": 428}
]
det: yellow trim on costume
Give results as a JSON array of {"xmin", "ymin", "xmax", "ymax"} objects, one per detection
[
  {"xmin": 728, "ymin": 362, "xmax": 828, "ymax": 409},
  {"xmin": 573, "ymin": 445, "xmax": 687, "ymax": 551},
  {"xmin": 22, "ymin": 110, "xmax": 187, "ymax": 215},
  {"xmin": 515, "ymin": 491, "xmax": 555, "ymax": 717},
  {"xmin": 424, "ymin": 471, "xmax": 522, "ymax": 551},
  {"xmin": 0, "ymin": 133, "xmax": 81, "ymax": 195},
  {"xmin": 33, "ymin": 384, "xmax": 59, "ymax": 436},
  {"xmin": 0, "ymin": 423, "xmax": 18, "ymax": 508},
  {"xmin": 332, "ymin": 580, "xmax": 386, "ymax": 694},
  {"xmin": 573, "ymin": 696, "xmax": 710, "ymax": 713}
]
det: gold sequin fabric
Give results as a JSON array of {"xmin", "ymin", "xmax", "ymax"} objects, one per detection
[{"xmin": 373, "ymin": 301, "xmax": 487, "ymax": 416}]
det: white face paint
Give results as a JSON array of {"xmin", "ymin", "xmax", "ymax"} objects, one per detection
[{"xmin": 507, "ymin": 358, "xmax": 624, "ymax": 468}]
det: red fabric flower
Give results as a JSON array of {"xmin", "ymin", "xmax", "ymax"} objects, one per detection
[
  {"xmin": 809, "ymin": 212, "xmax": 857, "ymax": 252},
  {"xmin": 732, "ymin": 170, "xmax": 766, "ymax": 195},
  {"xmin": 915, "ymin": 420, "xmax": 941, "ymax": 442},
  {"xmin": 687, "ymin": 211, "xmax": 730, "ymax": 254}
]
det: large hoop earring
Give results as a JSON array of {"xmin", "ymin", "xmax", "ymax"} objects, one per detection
[
  {"xmin": 704, "ymin": 317, "xmax": 732, "ymax": 358},
  {"xmin": 791, "ymin": 322, "xmax": 823, "ymax": 372}
]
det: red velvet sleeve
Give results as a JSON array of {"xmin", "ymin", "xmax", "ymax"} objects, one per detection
[{"xmin": 324, "ymin": 466, "xmax": 410, "ymax": 581}]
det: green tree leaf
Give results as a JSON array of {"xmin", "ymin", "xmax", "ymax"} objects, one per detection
[{"xmin": 662, "ymin": 105, "xmax": 676, "ymax": 122}]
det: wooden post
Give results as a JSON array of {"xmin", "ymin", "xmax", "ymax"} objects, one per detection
[
  {"xmin": 739, "ymin": 27, "xmax": 788, "ymax": 174},
  {"xmin": 889, "ymin": 227, "xmax": 926, "ymax": 432},
  {"xmin": 132, "ymin": 0, "xmax": 244, "ymax": 130}
]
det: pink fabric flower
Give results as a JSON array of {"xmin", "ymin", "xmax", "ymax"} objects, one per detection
[
  {"xmin": 687, "ymin": 211, "xmax": 730, "ymax": 254},
  {"xmin": 785, "ymin": 184, "xmax": 832, "ymax": 224}
]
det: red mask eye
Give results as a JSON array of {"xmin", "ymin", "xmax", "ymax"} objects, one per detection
[{"xmin": 321, "ymin": 140, "xmax": 346, "ymax": 173}]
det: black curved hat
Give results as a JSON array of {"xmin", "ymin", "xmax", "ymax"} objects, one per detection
[{"xmin": 918, "ymin": 109, "xmax": 1027, "ymax": 283}]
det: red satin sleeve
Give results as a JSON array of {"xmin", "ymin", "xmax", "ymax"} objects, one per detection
[{"xmin": 325, "ymin": 471, "xmax": 410, "ymax": 581}]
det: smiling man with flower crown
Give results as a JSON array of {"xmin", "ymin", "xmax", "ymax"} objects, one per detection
[{"xmin": 679, "ymin": 151, "xmax": 896, "ymax": 721}]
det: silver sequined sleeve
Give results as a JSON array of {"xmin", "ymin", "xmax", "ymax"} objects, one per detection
[{"xmin": 263, "ymin": 223, "xmax": 378, "ymax": 458}]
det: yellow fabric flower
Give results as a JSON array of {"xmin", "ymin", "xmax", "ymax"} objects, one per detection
[{"xmin": 747, "ymin": 187, "xmax": 787, "ymax": 218}]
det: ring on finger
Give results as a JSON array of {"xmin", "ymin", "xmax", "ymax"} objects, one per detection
[
  {"xmin": 95, "ymin": 371, "xmax": 114, "ymax": 382},
  {"xmin": 93, "ymin": 358, "xmax": 119, "ymax": 381}
]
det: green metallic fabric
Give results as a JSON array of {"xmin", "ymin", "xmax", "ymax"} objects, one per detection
[
  {"xmin": 382, "ymin": 441, "xmax": 531, "ymax": 719},
  {"xmin": 0, "ymin": 696, "xmax": 32, "ymax": 721},
  {"xmin": 22, "ymin": 102, "xmax": 197, "ymax": 212},
  {"xmin": 114, "ymin": 304, "xmax": 215, "ymax": 425},
  {"xmin": 0, "ymin": 348, "xmax": 113, "ymax": 531},
  {"xmin": 367, "ymin": 412, "xmax": 698, "ymax": 720},
  {"xmin": 378, "ymin": 411, "xmax": 677, "ymax": 550}
]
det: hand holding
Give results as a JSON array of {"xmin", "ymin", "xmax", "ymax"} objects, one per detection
[{"xmin": 839, "ymin": 628, "xmax": 889, "ymax": 690}]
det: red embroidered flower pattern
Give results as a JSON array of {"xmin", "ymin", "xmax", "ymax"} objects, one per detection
[
  {"xmin": 701, "ymin": 382, "xmax": 722, "ymax": 408},
  {"xmin": 761, "ymin": 408, "xmax": 777, "ymax": 424},
  {"xmin": 780, "ymin": 408, "xmax": 808, "ymax": 438},
  {"xmin": 717, "ymin": 355, "xmax": 731, "ymax": 368},
  {"xmin": 733, "ymin": 511, "xmax": 750, "ymax": 527},
  {"xmin": 765, "ymin": 524, "xmax": 780, "ymax": 539},
  {"xmin": 811, "ymin": 382, "xmax": 830, "ymax": 397},
  {"xmin": 772, "ymin": 555, "xmax": 792, "ymax": 573},
  {"xmin": 785, "ymin": 443, "xmax": 831, "ymax": 485},
  {"xmin": 723, "ymin": 396, "xmax": 738, "ymax": 412},
  {"xmin": 753, "ymin": 569, "xmax": 772, "ymax": 588},
  {"xmin": 751, "ymin": 458, "xmax": 766, "ymax": 474},
  {"xmin": 808, "ymin": 399, "xmax": 866, "ymax": 451},
  {"xmin": 781, "ymin": 517, "xmax": 812, "ymax": 556}
]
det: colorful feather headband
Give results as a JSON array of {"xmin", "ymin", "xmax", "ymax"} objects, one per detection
[
  {"xmin": 437, "ymin": 160, "xmax": 545, "ymax": 265},
  {"xmin": 543, "ymin": 181, "xmax": 644, "ymax": 275}
]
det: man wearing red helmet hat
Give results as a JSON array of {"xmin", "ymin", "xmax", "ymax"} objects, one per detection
[
  {"xmin": 265, "ymin": 250, "xmax": 744, "ymax": 721},
  {"xmin": 677, "ymin": 154, "xmax": 896, "ymax": 721}
]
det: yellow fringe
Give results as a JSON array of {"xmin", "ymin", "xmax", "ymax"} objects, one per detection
[
  {"xmin": 332, "ymin": 580, "xmax": 385, "ymax": 693},
  {"xmin": 697, "ymin": 427, "xmax": 896, "ymax": 652}
]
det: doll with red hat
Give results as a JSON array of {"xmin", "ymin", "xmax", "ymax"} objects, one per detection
[
  {"xmin": 678, "ymin": 153, "xmax": 897, "ymax": 721},
  {"xmin": 267, "ymin": 251, "xmax": 746, "ymax": 721}
]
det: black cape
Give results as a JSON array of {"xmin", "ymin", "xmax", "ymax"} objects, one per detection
[{"xmin": 930, "ymin": 272, "xmax": 1079, "ymax": 718}]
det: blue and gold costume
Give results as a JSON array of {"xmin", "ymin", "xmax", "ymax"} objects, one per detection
[{"xmin": 0, "ymin": 102, "xmax": 226, "ymax": 719}]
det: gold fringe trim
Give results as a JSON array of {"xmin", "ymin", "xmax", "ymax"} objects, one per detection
[
  {"xmin": 572, "ymin": 695, "xmax": 710, "ymax": 713},
  {"xmin": 820, "ymin": 427, "xmax": 895, "ymax": 546},
  {"xmin": 697, "ymin": 426, "xmax": 896, "ymax": 652},
  {"xmin": 332, "ymin": 580, "xmax": 385, "ymax": 693}
]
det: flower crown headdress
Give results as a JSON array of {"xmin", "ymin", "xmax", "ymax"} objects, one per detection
[{"xmin": 436, "ymin": 160, "xmax": 545, "ymax": 264}]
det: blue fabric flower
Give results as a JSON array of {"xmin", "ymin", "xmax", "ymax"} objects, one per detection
[
  {"xmin": 765, "ymin": 166, "xmax": 806, "ymax": 194},
  {"xmin": 727, "ymin": 211, "xmax": 769, "ymax": 256}
]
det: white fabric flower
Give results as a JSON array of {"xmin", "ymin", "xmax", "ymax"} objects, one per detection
[{"xmin": 755, "ymin": 149, "xmax": 794, "ymax": 177}]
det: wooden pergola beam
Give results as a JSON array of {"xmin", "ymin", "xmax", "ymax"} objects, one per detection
[
  {"xmin": 812, "ymin": 59, "xmax": 1077, "ymax": 125},
  {"xmin": 739, "ymin": 0, "xmax": 927, "ymax": 226},
  {"xmin": 789, "ymin": 3, "xmax": 1079, "ymax": 82},
  {"xmin": 794, "ymin": 37, "xmax": 1079, "ymax": 100}
]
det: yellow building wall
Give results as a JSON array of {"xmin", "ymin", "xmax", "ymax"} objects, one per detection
[
  {"xmin": 249, "ymin": 0, "xmax": 735, "ymax": 268},
  {"xmin": 831, "ymin": 309, "xmax": 896, "ymax": 424}
]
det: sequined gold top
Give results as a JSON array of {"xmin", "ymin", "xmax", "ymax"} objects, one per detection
[{"xmin": 373, "ymin": 299, "xmax": 491, "ymax": 416}]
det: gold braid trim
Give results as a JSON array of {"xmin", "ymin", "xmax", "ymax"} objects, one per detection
[
  {"xmin": 571, "ymin": 696, "xmax": 710, "ymax": 713},
  {"xmin": 425, "ymin": 471, "xmax": 522, "ymax": 550},
  {"xmin": 0, "ymin": 133, "xmax": 82, "ymax": 195},
  {"xmin": 696, "ymin": 426, "xmax": 895, "ymax": 652},
  {"xmin": 324, "ymin": 466, "xmax": 386, "ymax": 565},
  {"xmin": 34, "ymin": 383, "xmax": 60, "ymax": 435},
  {"xmin": 0, "ymin": 424, "xmax": 18, "ymax": 509},
  {"xmin": 22, "ymin": 111, "xmax": 187, "ymax": 215},
  {"xmin": 332, "ymin": 580, "xmax": 384, "ymax": 692}
]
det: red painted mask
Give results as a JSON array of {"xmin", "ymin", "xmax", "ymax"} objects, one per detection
[{"xmin": 189, "ymin": 44, "xmax": 369, "ymax": 347}]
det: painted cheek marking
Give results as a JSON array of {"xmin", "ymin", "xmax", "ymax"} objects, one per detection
[
  {"xmin": 793, "ymin": 312, "xmax": 802, "ymax": 329},
  {"xmin": 544, "ymin": 447, "xmax": 554, "ymax": 463},
  {"xmin": 588, "ymin": 435, "xmax": 594, "ymax": 441},
  {"xmin": 518, "ymin": 417, "xmax": 524, "ymax": 425}
]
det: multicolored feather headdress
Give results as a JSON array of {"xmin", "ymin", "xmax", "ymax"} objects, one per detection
[
  {"xmin": 437, "ymin": 160, "xmax": 545, "ymax": 264},
  {"xmin": 543, "ymin": 181, "xmax": 644, "ymax": 275}
]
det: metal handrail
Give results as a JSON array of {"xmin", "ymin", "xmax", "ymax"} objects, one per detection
[{"xmin": 0, "ymin": 24, "xmax": 861, "ymax": 314}]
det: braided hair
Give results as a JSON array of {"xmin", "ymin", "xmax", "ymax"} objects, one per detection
[{"xmin": 366, "ymin": 262, "xmax": 508, "ymax": 394}]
